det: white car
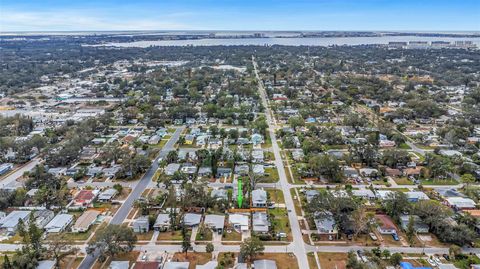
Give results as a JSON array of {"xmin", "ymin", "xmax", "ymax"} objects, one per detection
[
  {"xmin": 369, "ymin": 232, "xmax": 378, "ymax": 241},
  {"xmin": 433, "ymin": 256, "xmax": 442, "ymax": 265},
  {"xmin": 427, "ymin": 257, "xmax": 437, "ymax": 267}
]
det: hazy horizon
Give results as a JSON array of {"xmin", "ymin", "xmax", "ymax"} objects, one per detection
[{"xmin": 1, "ymin": 0, "xmax": 479, "ymax": 32}]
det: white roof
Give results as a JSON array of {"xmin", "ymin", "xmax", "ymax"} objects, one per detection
[
  {"xmin": 406, "ymin": 191, "xmax": 429, "ymax": 200},
  {"xmin": 44, "ymin": 214, "xmax": 73, "ymax": 233},
  {"xmin": 229, "ymin": 214, "xmax": 249, "ymax": 226},
  {"xmin": 0, "ymin": 210, "xmax": 30, "ymax": 229},
  {"xmin": 446, "ymin": 197, "xmax": 476, "ymax": 208}
]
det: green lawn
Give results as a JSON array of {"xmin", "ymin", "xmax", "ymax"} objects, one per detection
[
  {"xmin": 394, "ymin": 177, "xmax": 414, "ymax": 185},
  {"xmin": 263, "ymin": 167, "xmax": 279, "ymax": 183},
  {"xmin": 269, "ymin": 208, "xmax": 292, "ymax": 241},
  {"xmin": 420, "ymin": 178, "xmax": 458, "ymax": 185},
  {"xmin": 267, "ymin": 189, "xmax": 285, "ymax": 204},
  {"xmin": 398, "ymin": 143, "xmax": 411, "ymax": 149}
]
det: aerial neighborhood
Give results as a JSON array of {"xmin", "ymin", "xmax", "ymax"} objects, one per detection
[{"xmin": 0, "ymin": 29, "xmax": 479, "ymax": 269}]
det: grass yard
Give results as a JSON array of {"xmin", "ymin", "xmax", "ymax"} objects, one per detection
[
  {"xmin": 307, "ymin": 252, "xmax": 318, "ymax": 269},
  {"xmin": 394, "ymin": 177, "xmax": 414, "ymax": 185},
  {"xmin": 173, "ymin": 252, "xmax": 212, "ymax": 269},
  {"xmin": 222, "ymin": 230, "xmax": 242, "ymax": 241},
  {"xmin": 269, "ymin": 208, "xmax": 292, "ymax": 241},
  {"xmin": 157, "ymin": 230, "xmax": 185, "ymax": 241},
  {"xmin": 195, "ymin": 226, "xmax": 213, "ymax": 241},
  {"xmin": 317, "ymin": 252, "xmax": 348, "ymax": 269},
  {"xmin": 454, "ymin": 254, "xmax": 480, "ymax": 269},
  {"xmin": 218, "ymin": 252, "xmax": 237, "ymax": 268},
  {"xmin": 398, "ymin": 143, "xmax": 411, "ymax": 149},
  {"xmin": 420, "ymin": 178, "xmax": 458, "ymax": 185},
  {"xmin": 267, "ymin": 189, "xmax": 285, "ymax": 204},
  {"xmin": 254, "ymin": 253, "xmax": 299, "ymax": 269},
  {"xmin": 263, "ymin": 167, "xmax": 280, "ymax": 183},
  {"xmin": 136, "ymin": 230, "xmax": 154, "ymax": 241}
]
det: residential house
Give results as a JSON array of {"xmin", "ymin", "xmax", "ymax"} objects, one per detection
[
  {"xmin": 252, "ymin": 164, "xmax": 264, "ymax": 175},
  {"xmin": 109, "ymin": 261, "xmax": 129, "ymax": 269},
  {"xmin": 405, "ymin": 191, "xmax": 430, "ymax": 202},
  {"xmin": 204, "ymin": 214, "xmax": 225, "ymax": 234},
  {"xmin": 73, "ymin": 190, "xmax": 99, "ymax": 207},
  {"xmin": 253, "ymin": 260, "xmax": 277, "ymax": 269},
  {"xmin": 98, "ymin": 188, "xmax": 118, "ymax": 202},
  {"xmin": 305, "ymin": 190, "xmax": 319, "ymax": 203},
  {"xmin": 352, "ymin": 189, "xmax": 376, "ymax": 200},
  {"xmin": 34, "ymin": 210, "xmax": 55, "ymax": 229},
  {"xmin": 165, "ymin": 163, "xmax": 181, "ymax": 176},
  {"xmin": 0, "ymin": 211, "xmax": 30, "ymax": 233},
  {"xmin": 252, "ymin": 212, "xmax": 270, "ymax": 233},
  {"xmin": 252, "ymin": 189, "xmax": 267, "ymax": 208},
  {"xmin": 445, "ymin": 197, "xmax": 476, "ymax": 210},
  {"xmin": 211, "ymin": 189, "xmax": 228, "ymax": 201},
  {"xmin": 72, "ymin": 210, "xmax": 100, "ymax": 233},
  {"xmin": 251, "ymin": 134, "xmax": 264, "ymax": 145},
  {"xmin": 133, "ymin": 262, "xmax": 160, "ymax": 269},
  {"xmin": 36, "ymin": 260, "xmax": 56, "ymax": 269},
  {"xmin": 314, "ymin": 213, "xmax": 337, "ymax": 235},
  {"xmin": 153, "ymin": 214, "xmax": 171, "ymax": 231},
  {"xmin": 216, "ymin": 167, "xmax": 231, "ymax": 179},
  {"xmin": 163, "ymin": 262, "xmax": 189, "ymax": 269},
  {"xmin": 399, "ymin": 215, "xmax": 429, "ymax": 233},
  {"xmin": 251, "ymin": 149, "xmax": 264, "ymax": 163},
  {"xmin": 133, "ymin": 216, "xmax": 149, "ymax": 233},
  {"xmin": 44, "ymin": 214, "xmax": 73, "ymax": 233},
  {"xmin": 229, "ymin": 214, "xmax": 249, "ymax": 232},
  {"xmin": 183, "ymin": 213, "xmax": 202, "ymax": 227},
  {"xmin": 376, "ymin": 215, "xmax": 398, "ymax": 234}
]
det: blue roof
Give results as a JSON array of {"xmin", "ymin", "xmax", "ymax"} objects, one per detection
[{"xmin": 400, "ymin": 262, "xmax": 432, "ymax": 269}]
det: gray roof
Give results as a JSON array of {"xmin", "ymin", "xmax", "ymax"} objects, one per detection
[
  {"xmin": 314, "ymin": 213, "xmax": 336, "ymax": 233},
  {"xmin": 211, "ymin": 189, "xmax": 228, "ymax": 200},
  {"xmin": 44, "ymin": 214, "xmax": 73, "ymax": 233},
  {"xmin": 36, "ymin": 260, "xmax": 56, "ymax": 269},
  {"xmin": 154, "ymin": 214, "xmax": 170, "ymax": 227},
  {"xmin": 252, "ymin": 189, "xmax": 267, "ymax": 204},
  {"xmin": 165, "ymin": 163, "xmax": 181, "ymax": 175},
  {"xmin": 99, "ymin": 188, "xmax": 118, "ymax": 200},
  {"xmin": 0, "ymin": 211, "xmax": 30, "ymax": 229},
  {"xmin": 252, "ymin": 212, "xmax": 270, "ymax": 232},
  {"xmin": 109, "ymin": 261, "xmax": 129, "ymax": 269},
  {"xmin": 164, "ymin": 262, "xmax": 190, "ymax": 269},
  {"xmin": 184, "ymin": 213, "xmax": 201, "ymax": 226},
  {"xmin": 253, "ymin": 260, "xmax": 277, "ymax": 269},
  {"xmin": 204, "ymin": 215, "xmax": 225, "ymax": 230}
]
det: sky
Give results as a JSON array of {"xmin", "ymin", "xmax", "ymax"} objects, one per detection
[{"xmin": 0, "ymin": 0, "xmax": 479, "ymax": 32}]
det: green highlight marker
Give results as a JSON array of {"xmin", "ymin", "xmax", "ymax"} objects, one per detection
[{"xmin": 237, "ymin": 178, "xmax": 243, "ymax": 208}]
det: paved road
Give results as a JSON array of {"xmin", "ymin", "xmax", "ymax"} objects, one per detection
[
  {"xmin": 78, "ymin": 126, "xmax": 184, "ymax": 269},
  {"xmin": 253, "ymin": 56, "xmax": 310, "ymax": 269},
  {"xmin": 0, "ymin": 157, "xmax": 41, "ymax": 188}
]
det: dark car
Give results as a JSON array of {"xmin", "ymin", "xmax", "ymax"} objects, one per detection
[{"xmin": 442, "ymin": 254, "xmax": 450, "ymax": 261}]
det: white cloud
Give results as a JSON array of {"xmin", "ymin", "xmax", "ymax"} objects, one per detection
[{"xmin": 0, "ymin": 9, "xmax": 193, "ymax": 31}]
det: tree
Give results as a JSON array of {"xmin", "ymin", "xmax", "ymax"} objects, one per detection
[
  {"xmin": 406, "ymin": 215, "xmax": 416, "ymax": 246},
  {"xmin": 113, "ymin": 183, "xmax": 123, "ymax": 194},
  {"xmin": 86, "ymin": 225, "xmax": 137, "ymax": 262},
  {"xmin": 2, "ymin": 254, "xmax": 12, "ymax": 269},
  {"xmin": 351, "ymin": 206, "xmax": 370, "ymax": 239},
  {"xmin": 12, "ymin": 214, "xmax": 44, "ymax": 268},
  {"xmin": 288, "ymin": 116, "xmax": 304, "ymax": 130},
  {"xmin": 48, "ymin": 234, "xmax": 79, "ymax": 268},
  {"xmin": 449, "ymin": 245, "xmax": 461, "ymax": 260},
  {"xmin": 390, "ymin": 253, "xmax": 403, "ymax": 266},
  {"xmin": 346, "ymin": 251, "xmax": 366, "ymax": 269},
  {"xmin": 206, "ymin": 242, "xmax": 214, "ymax": 253},
  {"xmin": 239, "ymin": 237, "xmax": 265, "ymax": 262},
  {"xmin": 181, "ymin": 223, "xmax": 191, "ymax": 257},
  {"xmin": 307, "ymin": 154, "xmax": 343, "ymax": 182},
  {"xmin": 382, "ymin": 191, "xmax": 410, "ymax": 222},
  {"xmin": 461, "ymin": 173, "xmax": 475, "ymax": 190}
]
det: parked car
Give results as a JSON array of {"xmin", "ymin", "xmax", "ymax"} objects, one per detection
[
  {"xmin": 427, "ymin": 258, "xmax": 437, "ymax": 267},
  {"xmin": 442, "ymin": 254, "xmax": 450, "ymax": 261},
  {"xmin": 392, "ymin": 233, "xmax": 399, "ymax": 241},
  {"xmin": 433, "ymin": 256, "xmax": 442, "ymax": 265},
  {"xmin": 369, "ymin": 232, "xmax": 378, "ymax": 241}
]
